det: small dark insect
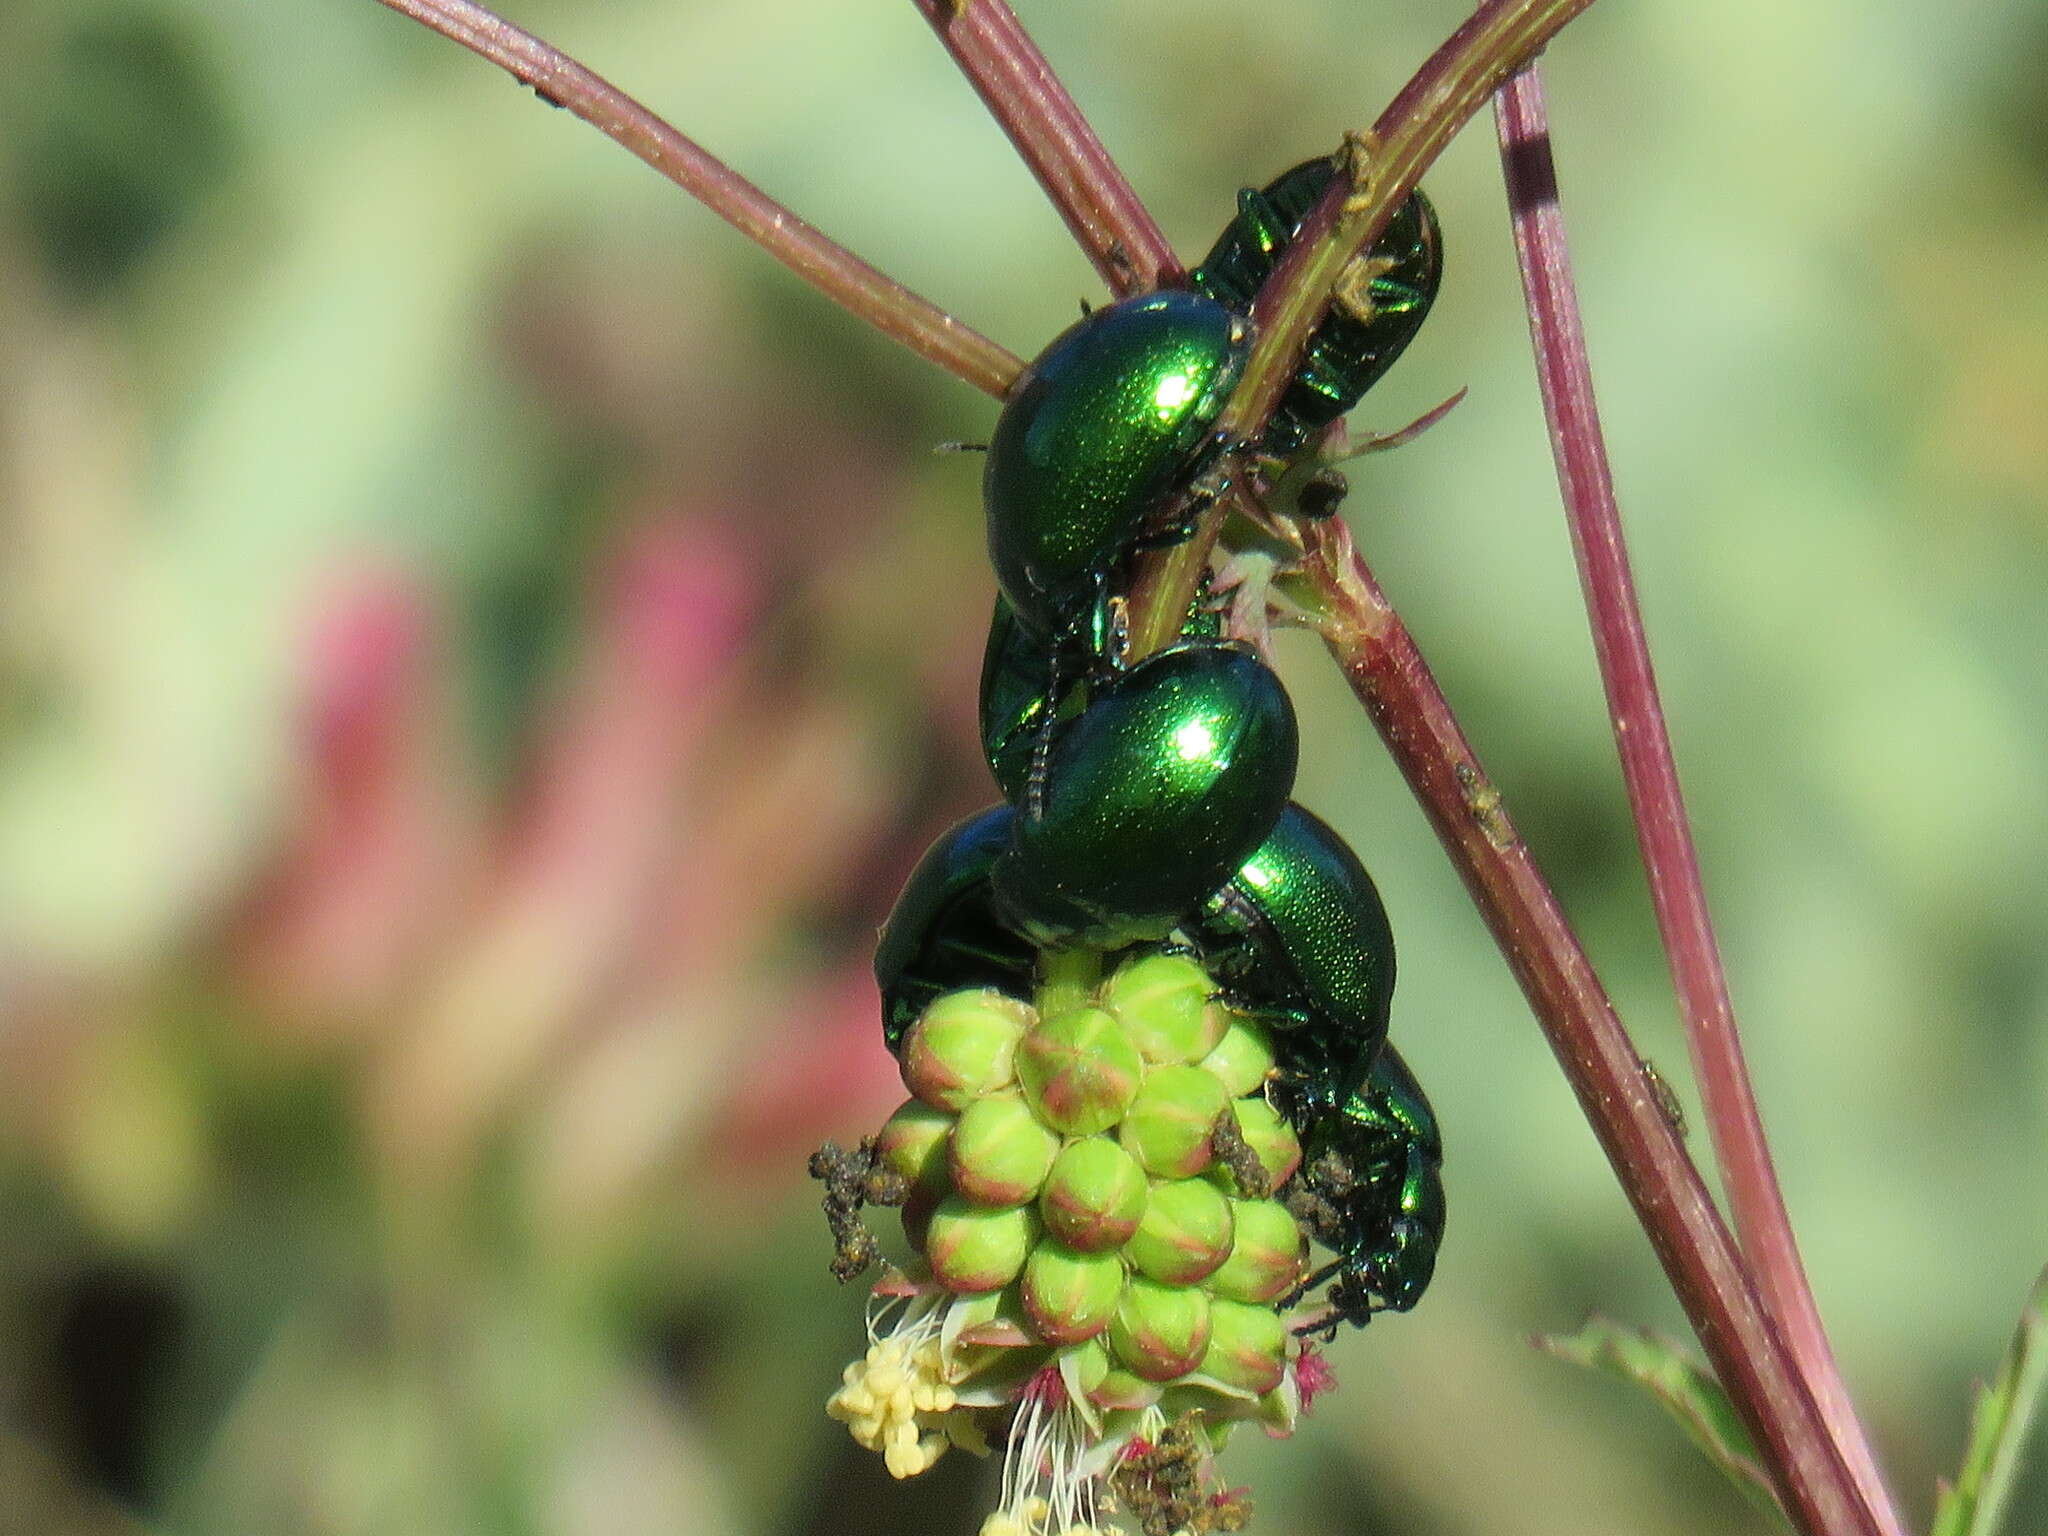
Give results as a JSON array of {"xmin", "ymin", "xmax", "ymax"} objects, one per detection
[
  {"xmin": 1110, "ymin": 1415, "xmax": 1254, "ymax": 1536},
  {"xmin": 807, "ymin": 1138, "xmax": 908, "ymax": 1282},
  {"xmin": 1207, "ymin": 1103, "xmax": 1275, "ymax": 1200}
]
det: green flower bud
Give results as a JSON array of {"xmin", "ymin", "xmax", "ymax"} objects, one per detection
[
  {"xmin": 1119, "ymin": 1064, "xmax": 1230, "ymax": 1178},
  {"xmin": 1196, "ymin": 1016, "xmax": 1277, "ymax": 1097},
  {"xmin": 901, "ymin": 989, "xmax": 1032, "ymax": 1112},
  {"xmin": 1226, "ymin": 1097, "xmax": 1302, "ymax": 1190},
  {"xmin": 1101, "ymin": 953, "xmax": 1227, "ymax": 1064},
  {"xmin": 948, "ymin": 1092, "xmax": 1060, "ymax": 1207},
  {"xmin": 1205, "ymin": 1199, "xmax": 1306, "ymax": 1305},
  {"xmin": 1198, "ymin": 1299, "xmax": 1288, "ymax": 1396},
  {"xmin": 1110, "ymin": 1276, "xmax": 1212, "ymax": 1382},
  {"xmin": 1039, "ymin": 1136, "xmax": 1147, "ymax": 1252},
  {"xmin": 1087, "ymin": 1362, "xmax": 1166, "ymax": 1412},
  {"xmin": 1015, "ymin": 1006, "xmax": 1142, "ymax": 1135},
  {"xmin": 946, "ymin": 1286, "xmax": 1034, "ymax": 1350},
  {"xmin": 1126, "ymin": 1177, "xmax": 1235, "ymax": 1286},
  {"xmin": 1253, "ymin": 1382, "xmax": 1301, "ymax": 1435},
  {"xmin": 1021, "ymin": 1241, "xmax": 1125, "ymax": 1345},
  {"xmin": 1060, "ymin": 1336, "xmax": 1113, "ymax": 1401},
  {"xmin": 874, "ymin": 1098, "xmax": 953, "ymax": 1195},
  {"xmin": 926, "ymin": 1197, "xmax": 1036, "ymax": 1293}
]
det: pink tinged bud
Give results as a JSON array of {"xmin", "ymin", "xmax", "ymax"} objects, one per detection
[
  {"xmin": 900, "ymin": 1183, "xmax": 944, "ymax": 1249},
  {"xmin": 1058, "ymin": 1338, "xmax": 1115, "ymax": 1419},
  {"xmin": 950, "ymin": 1288, "xmax": 1037, "ymax": 1349},
  {"xmin": 925, "ymin": 1197, "xmax": 1037, "ymax": 1293},
  {"xmin": 1126, "ymin": 1177, "xmax": 1235, "ymax": 1286},
  {"xmin": 1021, "ymin": 1241, "xmax": 1126, "ymax": 1345},
  {"xmin": 875, "ymin": 1098, "xmax": 954, "ymax": 1194},
  {"xmin": 948, "ymin": 1092, "xmax": 1060, "ymax": 1207},
  {"xmin": 1038, "ymin": 1136, "xmax": 1148, "ymax": 1252},
  {"xmin": 1254, "ymin": 1376, "xmax": 1303, "ymax": 1435},
  {"xmin": 1226, "ymin": 1097, "xmax": 1302, "ymax": 1190},
  {"xmin": 1102, "ymin": 954, "xmax": 1228, "ymax": 1063},
  {"xmin": 1196, "ymin": 1017, "xmax": 1277, "ymax": 1097},
  {"xmin": 1110, "ymin": 1276, "xmax": 1212, "ymax": 1382},
  {"xmin": 1205, "ymin": 1199, "xmax": 1307, "ymax": 1305},
  {"xmin": 1065, "ymin": 1334, "xmax": 1112, "ymax": 1384},
  {"xmin": 1199, "ymin": 1299, "xmax": 1289, "ymax": 1396},
  {"xmin": 900, "ymin": 990, "xmax": 1032, "ymax": 1113},
  {"xmin": 1015, "ymin": 1007, "xmax": 1142, "ymax": 1135},
  {"xmin": 1087, "ymin": 1363, "xmax": 1166, "ymax": 1412},
  {"xmin": 1119, "ymin": 1064, "xmax": 1230, "ymax": 1178}
]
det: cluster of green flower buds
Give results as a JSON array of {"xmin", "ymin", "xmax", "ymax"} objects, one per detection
[
  {"xmin": 895, "ymin": 954, "xmax": 1306, "ymax": 1376},
  {"xmin": 827, "ymin": 951, "xmax": 1329, "ymax": 1536}
]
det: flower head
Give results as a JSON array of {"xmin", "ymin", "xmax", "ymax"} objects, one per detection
[{"xmin": 820, "ymin": 950, "xmax": 1327, "ymax": 1533}]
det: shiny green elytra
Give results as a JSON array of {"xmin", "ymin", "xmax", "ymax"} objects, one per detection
[
  {"xmin": 978, "ymin": 596, "xmax": 1065, "ymax": 804},
  {"xmin": 1190, "ymin": 801, "xmax": 1396, "ymax": 1124},
  {"xmin": 872, "ymin": 805, "xmax": 1035, "ymax": 1053},
  {"xmin": 1192, "ymin": 157, "xmax": 1441, "ymax": 455},
  {"xmin": 1290, "ymin": 1043, "xmax": 1444, "ymax": 1328},
  {"xmin": 978, "ymin": 583, "xmax": 1225, "ymax": 803},
  {"xmin": 985, "ymin": 291, "xmax": 1246, "ymax": 643},
  {"xmin": 993, "ymin": 643, "xmax": 1297, "ymax": 950}
]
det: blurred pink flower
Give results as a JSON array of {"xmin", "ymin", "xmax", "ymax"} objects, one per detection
[{"xmin": 231, "ymin": 512, "xmax": 916, "ymax": 1234}]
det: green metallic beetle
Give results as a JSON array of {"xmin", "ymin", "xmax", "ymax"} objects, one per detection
[
  {"xmin": 871, "ymin": 804, "xmax": 1035, "ymax": 1053},
  {"xmin": 984, "ymin": 289, "xmax": 1246, "ymax": 650},
  {"xmin": 977, "ymin": 583, "xmax": 1224, "ymax": 805},
  {"xmin": 1192, "ymin": 156, "xmax": 1442, "ymax": 456},
  {"xmin": 992, "ymin": 641, "xmax": 1298, "ymax": 950},
  {"xmin": 1285, "ymin": 1042, "xmax": 1445, "ymax": 1333},
  {"xmin": 1187, "ymin": 800, "xmax": 1397, "ymax": 1125}
]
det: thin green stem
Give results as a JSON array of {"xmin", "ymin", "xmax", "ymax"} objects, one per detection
[
  {"xmin": 1036, "ymin": 947, "xmax": 1105, "ymax": 1018},
  {"xmin": 373, "ymin": 0, "xmax": 1022, "ymax": 398}
]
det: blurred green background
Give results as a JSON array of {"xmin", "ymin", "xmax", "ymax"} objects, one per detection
[{"xmin": 2, "ymin": 0, "xmax": 2046, "ymax": 1532}]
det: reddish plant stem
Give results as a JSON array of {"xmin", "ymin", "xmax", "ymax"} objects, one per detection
[
  {"xmin": 373, "ymin": 0, "xmax": 1021, "ymax": 399},
  {"xmin": 1490, "ymin": 67, "xmax": 1905, "ymax": 1536},
  {"xmin": 1223, "ymin": 0, "xmax": 1596, "ymax": 440},
  {"xmin": 1296, "ymin": 520, "xmax": 1878, "ymax": 1536},
  {"xmin": 907, "ymin": 0, "xmax": 1181, "ymax": 298},
  {"xmin": 1127, "ymin": 0, "xmax": 1596, "ymax": 661}
]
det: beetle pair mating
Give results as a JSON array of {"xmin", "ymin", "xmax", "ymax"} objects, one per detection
[{"xmin": 877, "ymin": 156, "xmax": 1446, "ymax": 1333}]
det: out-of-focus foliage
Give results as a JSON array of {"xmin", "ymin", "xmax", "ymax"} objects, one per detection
[
  {"xmin": 1932, "ymin": 1267, "xmax": 2048, "ymax": 1536},
  {"xmin": 1, "ymin": 0, "xmax": 2045, "ymax": 1533}
]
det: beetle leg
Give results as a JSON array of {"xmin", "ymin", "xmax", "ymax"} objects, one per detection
[
  {"xmin": 1331, "ymin": 250, "xmax": 1399, "ymax": 325},
  {"xmin": 1279, "ymin": 1254, "xmax": 1344, "ymax": 1311},
  {"xmin": 1022, "ymin": 639, "xmax": 1074, "ymax": 822}
]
